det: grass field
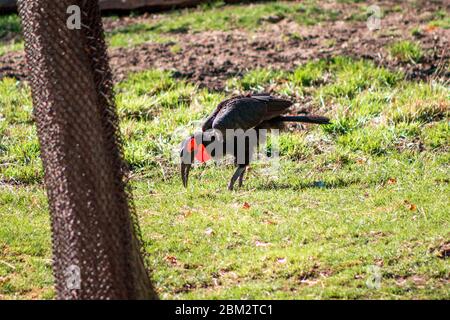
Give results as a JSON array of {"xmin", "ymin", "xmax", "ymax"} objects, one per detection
[
  {"xmin": 0, "ymin": 1, "xmax": 356, "ymax": 54},
  {"xmin": 1, "ymin": 1, "xmax": 449, "ymax": 55},
  {"xmin": 0, "ymin": 1, "xmax": 449, "ymax": 300}
]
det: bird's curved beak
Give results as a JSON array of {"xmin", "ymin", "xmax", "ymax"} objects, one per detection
[{"xmin": 181, "ymin": 163, "xmax": 191, "ymax": 188}]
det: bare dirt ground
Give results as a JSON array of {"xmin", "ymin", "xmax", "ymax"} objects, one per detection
[{"xmin": 1, "ymin": 1, "xmax": 449, "ymax": 90}]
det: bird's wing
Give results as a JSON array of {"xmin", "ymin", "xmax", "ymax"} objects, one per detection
[
  {"xmin": 252, "ymin": 95, "xmax": 293, "ymax": 118},
  {"xmin": 201, "ymin": 96, "xmax": 245, "ymax": 132},
  {"xmin": 211, "ymin": 95, "xmax": 292, "ymax": 133}
]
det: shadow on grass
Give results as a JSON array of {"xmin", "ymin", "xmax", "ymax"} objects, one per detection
[{"xmin": 253, "ymin": 177, "xmax": 365, "ymax": 191}]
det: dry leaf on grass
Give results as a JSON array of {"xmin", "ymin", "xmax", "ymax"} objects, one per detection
[
  {"xmin": 404, "ymin": 200, "xmax": 417, "ymax": 211},
  {"xmin": 182, "ymin": 210, "xmax": 193, "ymax": 218},
  {"xmin": 165, "ymin": 256, "xmax": 178, "ymax": 266},
  {"xmin": 387, "ymin": 178, "xmax": 397, "ymax": 185},
  {"xmin": 356, "ymin": 158, "xmax": 366, "ymax": 164}
]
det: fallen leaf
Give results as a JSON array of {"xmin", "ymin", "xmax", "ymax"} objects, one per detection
[
  {"xmin": 182, "ymin": 210, "xmax": 193, "ymax": 218},
  {"xmin": 356, "ymin": 158, "xmax": 366, "ymax": 164},
  {"xmin": 403, "ymin": 200, "xmax": 417, "ymax": 211},
  {"xmin": 243, "ymin": 202, "xmax": 251, "ymax": 209},
  {"xmin": 387, "ymin": 178, "xmax": 397, "ymax": 185},
  {"xmin": 263, "ymin": 219, "xmax": 277, "ymax": 225},
  {"xmin": 425, "ymin": 25, "xmax": 438, "ymax": 32},
  {"xmin": 165, "ymin": 256, "xmax": 178, "ymax": 266}
]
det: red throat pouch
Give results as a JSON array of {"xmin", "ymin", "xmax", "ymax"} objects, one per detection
[
  {"xmin": 188, "ymin": 138, "xmax": 197, "ymax": 152},
  {"xmin": 188, "ymin": 138, "xmax": 211, "ymax": 163},
  {"xmin": 195, "ymin": 144, "xmax": 212, "ymax": 163}
]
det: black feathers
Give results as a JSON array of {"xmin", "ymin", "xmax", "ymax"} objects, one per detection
[{"xmin": 202, "ymin": 94, "xmax": 293, "ymax": 133}]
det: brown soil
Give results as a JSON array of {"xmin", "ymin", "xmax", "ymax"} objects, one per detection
[{"xmin": 1, "ymin": 1, "xmax": 449, "ymax": 90}]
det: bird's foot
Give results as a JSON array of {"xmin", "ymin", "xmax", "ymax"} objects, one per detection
[
  {"xmin": 238, "ymin": 168, "xmax": 246, "ymax": 188},
  {"xmin": 228, "ymin": 166, "xmax": 246, "ymax": 191}
]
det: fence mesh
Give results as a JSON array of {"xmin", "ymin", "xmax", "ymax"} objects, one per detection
[{"xmin": 17, "ymin": 0, "xmax": 157, "ymax": 299}]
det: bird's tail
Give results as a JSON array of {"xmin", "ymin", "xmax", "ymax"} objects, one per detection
[{"xmin": 275, "ymin": 115, "xmax": 330, "ymax": 125}]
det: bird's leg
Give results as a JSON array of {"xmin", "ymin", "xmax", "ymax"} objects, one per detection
[
  {"xmin": 238, "ymin": 166, "xmax": 246, "ymax": 188},
  {"xmin": 228, "ymin": 165, "xmax": 246, "ymax": 191}
]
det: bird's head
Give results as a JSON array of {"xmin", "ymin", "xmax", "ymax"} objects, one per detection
[{"xmin": 180, "ymin": 132, "xmax": 215, "ymax": 188}]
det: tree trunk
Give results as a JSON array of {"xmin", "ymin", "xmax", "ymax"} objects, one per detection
[{"xmin": 17, "ymin": 0, "xmax": 158, "ymax": 300}]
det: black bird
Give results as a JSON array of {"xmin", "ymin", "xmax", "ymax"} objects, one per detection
[{"xmin": 180, "ymin": 94, "xmax": 330, "ymax": 190}]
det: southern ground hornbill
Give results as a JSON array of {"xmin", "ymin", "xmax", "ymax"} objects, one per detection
[{"xmin": 180, "ymin": 94, "xmax": 330, "ymax": 190}]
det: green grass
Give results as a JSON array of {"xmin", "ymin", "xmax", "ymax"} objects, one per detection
[
  {"xmin": 0, "ymin": 41, "xmax": 23, "ymax": 56},
  {"xmin": 1, "ymin": 1, "xmax": 343, "ymax": 53},
  {"xmin": 0, "ymin": 79, "xmax": 42, "ymax": 184},
  {"xmin": 0, "ymin": 14, "xmax": 21, "ymax": 39},
  {"xmin": 0, "ymin": 14, "xmax": 23, "ymax": 56},
  {"xmin": 227, "ymin": 69, "xmax": 289, "ymax": 92},
  {"xmin": 0, "ymin": 185, "xmax": 53, "ymax": 299},
  {"xmin": 104, "ymin": 1, "xmax": 350, "ymax": 49},
  {"xmin": 106, "ymin": 23, "xmax": 175, "ymax": 48},
  {"xmin": 1, "ymin": 55, "xmax": 449, "ymax": 299},
  {"xmin": 389, "ymin": 40, "xmax": 424, "ymax": 63},
  {"xmin": 147, "ymin": 2, "xmax": 341, "ymax": 34},
  {"xmin": 384, "ymin": 82, "xmax": 448, "ymax": 124},
  {"xmin": 141, "ymin": 154, "xmax": 449, "ymax": 299},
  {"xmin": 427, "ymin": 10, "xmax": 450, "ymax": 29}
]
